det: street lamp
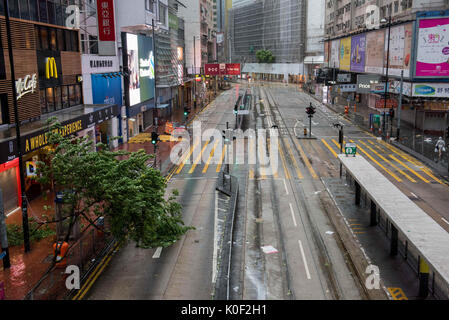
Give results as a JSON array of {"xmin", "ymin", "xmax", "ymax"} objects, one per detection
[{"xmin": 381, "ymin": 16, "xmax": 392, "ymax": 140}]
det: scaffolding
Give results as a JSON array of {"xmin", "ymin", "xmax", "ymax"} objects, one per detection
[{"xmin": 230, "ymin": 0, "xmax": 306, "ymax": 63}]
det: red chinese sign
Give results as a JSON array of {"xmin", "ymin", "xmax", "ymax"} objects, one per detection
[
  {"xmin": 226, "ymin": 63, "xmax": 241, "ymax": 75},
  {"xmin": 97, "ymin": 0, "xmax": 116, "ymax": 42},
  {"xmin": 375, "ymin": 98, "xmax": 398, "ymax": 109},
  {"xmin": 204, "ymin": 63, "xmax": 241, "ymax": 76}
]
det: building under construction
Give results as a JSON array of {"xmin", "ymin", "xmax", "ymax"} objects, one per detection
[{"xmin": 229, "ymin": 0, "xmax": 306, "ymax": 63}]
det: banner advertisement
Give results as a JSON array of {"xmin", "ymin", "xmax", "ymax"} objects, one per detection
[
  {"xmin": 339, "ymin": 37, "xmax": 351, "ymax": 71},
  {"xmin": 412, "ymin": 83, "xmax": 449, "ymax": 97},
  {"xmin": 350, "ymin": 34, "xmax": 366, "ymax": 73},
  {"xmin": 324, "ymin": 41, "xmax": 330, "ymax": 64},
  {"xmin": 126, "ymin": 33, "xmax": 155, "ymax": 106},
  {"xmin": 385, "ymin": 23, "xmax": 412, "ymax": 77},
  {"xmin": 97, "ymin": 0, "xmax": 116, "ymax": 55},
  {"xmin": 92, "ymin": 74, "xmax": 123, "ymax": 106},
  {"xmin": 389, "ymin": 80, "xmax": 412, "ymax": 96},
  {"xmin": 330, "ymin": 40, "xmax": 340, "ymax": 68},
  {"xmin": 416, "ymin": 17, "xmax": 449, "ymax": 78},
  {"xmin": 226, "ymin": 63, "xmax": 241, "ymax": 75},
  {"xmin": 365, "ymin": 29, "xmax": 385, "ymax": 74},
  {"xmin": 205, "ymin": 63, "xmax": 241, "ymax": 75},
  {"xmin": 205, "ymin": 64, "xmax": 220, "ymax": 76}
]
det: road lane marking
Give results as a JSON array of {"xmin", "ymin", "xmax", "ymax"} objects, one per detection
[
  {"xmin": 189, "ymin": 140, "xmax": 210, "ymax": 174},
  {"xmin": 268, "ymin": 138, "xmax": 279, "ymax": 178},
  {"xmin": 289, "ymin": 203, "xmax": 297, "ymax": 227},
  {"xmin": 298, "ymin": 240, "xmax": 311, "ymax": 280},
  {"xmin": 358, "ymin": 140, "xmax": 417, "ymax": 183},
  {"xmin": 388, "ymin": 155, "xmax": 430, "ymax": 184},
  {"xmin": 216, "ymin": 145, "xmax": 227, "ymax": 173},
  {"xmin": 283, "ymin": 138, "xmax": 304, "ymax": 179},
  {"xmin": 203, "ymin": 140, "xmax": 220, "ymax": 173},
  {"xmin": 283, "ymin": 179, "xmax": 289, "ymax": 195},
  {"xmin": 411, "ymin": 192, "xmax": 419, "ymax": 199},
  {"xmin": 213, "ymin": 191, "xmax": 219, "ymax": 284},
  {"xmin": 292, "ymin": 138, "xmax": 319, "ymax": 179},
  {"xmin": 442, "ymin": 218, "xmax": 449, "ymax": 225},
  {"xmin": 321, "ymin": 139, "xmax": 339, "ymax": 158},
  {"xmin": 152, "ymin": 247, "xmax": 163, "ymax": 259},
  {"xmin": 347, "ymin": 140, "xmax": 402, "ymax": 183},
  {"xmin": 278, "ymin": 142, "xmax": 291, "ymax": 180},
  {"xmin": 388, "ymin": 287, "xmax": 408, "ymax": 300},
  {"xmin": 176, "ymin": 140, "xmax": 201, "ymax": 174}
]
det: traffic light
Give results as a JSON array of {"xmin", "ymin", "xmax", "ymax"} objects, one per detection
[
  {"xmin": 390, "ymin": 108, "xmax": 395, "ymax": 119},
  {"xmin": 151, "ymin": 132, "xmax": 159, "ymax": 145},
  {"xmin": 306, "ymin": 103, "xmax": 316, "ymax": 116},
  {"xmin": 184, "ymin": 107, "xmax": 189, "ymax": 117},
  {"xmin": 234, "ymin": 105, "xmax": 238, "ymax": 115}
]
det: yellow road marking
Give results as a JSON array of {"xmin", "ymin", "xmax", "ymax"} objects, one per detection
[
  {"xmin": 283, "ymin": 138, "xmax": 303, "ymax": 179},
  {"xmin": 278, "ymin": 142, "xmax": 291, "ymax": 180},
  {"xmin": 358, "ymin": 140, "xmax": 417, "ymax": 183},
  {"xmin": 346, "ymin": 140, "xmax": 402, "ymax": 183},
  {"xmin": 203, "ymin": 140, "xmax": 220, "ymax": 173},
  {"xmin": 321, "ymin": 139, "xmax": 339, "ymax": 158},
  {"xmin": 389, "ymin": 155, "xmax": 430, "ymax": 184},
  {"xmin": 176, "ymin": 140, "xmax": 201, "ymax": 174},
  {"xmin": 249, "ymin": 168, "xmax": 255, "ymax": 179},
  {"xmin": 292, "ymin": 138, "xmax": 318, "ymax": 179},
  {"xmin": 216, "ymin": 145, "xmax": 227, "ymax": 173},
  {"xmin": 189, "ymin": 141, "xmax": 210, "ymax": 173},
  {"xmin": 388, "ymin": 287, "xmax": 408, "ymax": 300}
]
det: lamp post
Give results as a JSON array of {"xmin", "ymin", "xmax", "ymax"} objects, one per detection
[
  {"xmin": 4, "ymin": 0, "xmax": 31, "ymax": 252},
  {"xmin": 381, "ymin": 15, "xmax": 392, "ymax": 141}
]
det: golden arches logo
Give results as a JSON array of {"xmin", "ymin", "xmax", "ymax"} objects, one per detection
[{"xmin": 45, "ymin": 57, "xmax": 58, "ymax": 79}]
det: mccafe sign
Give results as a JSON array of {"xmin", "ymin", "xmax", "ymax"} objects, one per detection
[{"xmin": 16, "ymin": 74, "xmax": 38, "ymax": 100}]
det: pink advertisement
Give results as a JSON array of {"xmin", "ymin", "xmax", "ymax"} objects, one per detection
[{"xmin": 416, "ymin": 17, "xmax": 449, "ymax": 77}]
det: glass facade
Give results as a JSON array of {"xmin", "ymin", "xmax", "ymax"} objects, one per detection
[
  {"xmin": 35, "ymin": 25, "xmax": 79, "ymax": 52},
  {"xmin": 0, "ymin": 0, "xmax": 79, "ymax": 27},
  {"xmin": 40, "ymin": 84, "xmax": 82, "ymax": 114}
]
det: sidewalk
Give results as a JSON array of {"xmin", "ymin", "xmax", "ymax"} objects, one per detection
[
  {"xmin": 311, "ymin": 94, "xmax": 449, "ymax": 181},
  {"xmin": 0, "ymin": 88, "xmax": 223, "ymax": 300}
]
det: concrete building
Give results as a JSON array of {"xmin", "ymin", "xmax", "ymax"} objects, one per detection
[{"xmin": 304, "ymin": 0, "xmax": 325, "ymax": 76}]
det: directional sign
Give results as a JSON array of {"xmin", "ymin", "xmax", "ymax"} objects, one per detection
[{"xmin": 345, "ymin": 143, "xmax": 357, "ymax": 157}]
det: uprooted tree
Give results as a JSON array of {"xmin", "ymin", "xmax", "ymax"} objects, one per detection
[{"xmin": 36, "ymin": 118, "xmax": 192, "ymax": 250}]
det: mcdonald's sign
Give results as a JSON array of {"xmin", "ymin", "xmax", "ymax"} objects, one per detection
[{"xmin": 45, "ymin": 57, "xmax": 58, "ymax": 79}]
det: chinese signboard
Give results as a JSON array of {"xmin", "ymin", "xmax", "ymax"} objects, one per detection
[
  {"xmin": 350, "ymin": 34, "xmax": 366, "ymax": 73},
  {"xmin": 415, "ymin": 17, "xmax": 449, "ymax": 78},
  {"xmin": 204, "ymin": 63, "xmax": 241, "ymax": 76},
  {"xmin": 97, "ymin": 0, "xmax": 116, "ymax": 55},
  {"xmin": 375, "ymin": 98, "xmax": 398, "ymax": 109},
  {"xmin": 339, "ymin": 37, "xmax": 351, "ymax": 71}
]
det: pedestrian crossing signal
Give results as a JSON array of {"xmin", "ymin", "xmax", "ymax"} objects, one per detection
[
  {"xmin": 184, "ymin": 107, "xmax": 189, "ymax": 116},
  {"xmin": 151, "ymin": 132, "xmax": 159, "ymax": 145}
]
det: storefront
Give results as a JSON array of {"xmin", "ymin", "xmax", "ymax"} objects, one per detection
[{"xmin": 0, "ymin": 104, "xmax": 120, "ymax": 214}]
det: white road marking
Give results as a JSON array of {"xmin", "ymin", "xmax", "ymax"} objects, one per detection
[
  {"xmin": 289, "ymin": 203, "xmax": 297, "ymax": 227},
  {"xmin": 152, "ymin": 247, "xmax": 163, "ymax": 259},
  {"xmin": 212, "ymin": 191, "xmax": 219, "ymax": 284},
  {"xmin": 411, "ymin": 192, "xmax": 419, "ymax": 199},
  {"xmin": 298, "ymin": 240, "xmax": 311, "ymax": 280},
  {"xmin": 283, "ymin": 179, "xmax": 289, "ymax": 195},
  {"xmin": 442, "ymin": 218, "xmax": 449, "ymax": 226}
]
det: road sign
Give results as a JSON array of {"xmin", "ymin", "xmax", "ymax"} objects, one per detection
[
  {"xmin": 345, "ymin": 143, "xmax": 357, "ymax": 157},
  {"xmin": 237, "ymin": 110, "xmax": 250, "ymax": 115}
]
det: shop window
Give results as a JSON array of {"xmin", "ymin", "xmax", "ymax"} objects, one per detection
[
  {"xmin": 48, "ymin": 0, "xmax": 56, "ymax": 25},
  {"xmin": 35, "ymin": 27, "xmax": 41, "ymax": 50},
  {"xmin": 68, "ymin": 85, "xmax": 76, "ymax": 107},
  {"xmin": 9, "ymin": 0, "xmax": 19, "ymax": 18},
  {"xmin": 0, "ymin": 94, "xmax": 9, "ymax": 124},
  {"xmin": 38, "ymin": 0, "xmax": 48, "ymax": 23},
  {"xmin": 89, "ymin": 35, "xmax": 98, "ymax": 54},
  {"xmin": 50, "ymin": 29, "xmax": 57, "ymax": 50},
  {"xmin": 54, "ymin": 86, "xmax": 62, "ymax": 110},
  {"xmin": 62, "ymin": 85, "xmax": 69, "ymax": 109},
  {"xmin": 40, "ymin": 27, "xmax": 49, "ymax": 50},
  {"xmin": 71, "ymin": 31, "xmax": 79, "ymax": 52},
  {"xmin": 40, "ymin": 89, "xmax": 47, "ymax": 114},
  {"xmin": 75, "ymin": 84, "xmax": 82, "ymax": 105},
  {"xmin": 64, "ymin": 29, "xmax": 72, "ymax": 51},
  {"xmin": 57, "ymin": 29, "xmax": 65, "ymax": 51},
  {"xmin": 29, "ymin": 0, "xmax": 38, "ymax": 21},
  {"xmin": 46, "ymin": 87, "xmax": 55, "ymax": 113},
  {"xmin": 19, "ymin": 0, "xmax": 30, "ymax": 20}
]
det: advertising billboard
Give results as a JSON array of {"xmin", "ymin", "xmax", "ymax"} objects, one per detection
[
  {"xmin": 412, "ymin": 83, "xmax": 449, "ymax": 97},
  {"xmin": 415, "ymin": 17, "xmax": 449, "ymax": 78},
  {"xmin": 339, "ymin": 37, "xmax": 351, "ymax": 71},
  {"xmin": 97, "ymin": 0, "xmax": 116, "ymax": 55},
  {"xmin": 365, "ymin": 29, "xmax": 385, "ymax": 74},
  {"xmin": 385, "ymin": 23, "xmax": 413, "ymax": 77},
  {"xmin": 350, "ymin": 34, "xmax": 366, "ymax": 73},
  {"xmin": 125, "ymin": 33, "xmax": 155, "ymax": 106},
  {"xmin": 330, "ymin": 40, "xmax": 340, "ymax": 68},
  {"xmin": 205, "ymin": 63, "xmax": 241, "ymax": 75},
  {"xmin": 92, "ymin": 74, "xmax": 122, "ymax": 106}
]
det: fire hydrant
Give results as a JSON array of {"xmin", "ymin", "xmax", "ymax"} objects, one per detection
[{"xmin": 345, "ymin": 106, "xmax": 349, "ymax": 115}]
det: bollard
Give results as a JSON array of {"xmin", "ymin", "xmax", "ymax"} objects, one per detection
[
  {"xmin": 304, "ymin": 128, "xmax": 307, "ymax": 136},
  {"xmin": 418, "ymin": 259, "xmax": 429, "ymax": 299}
]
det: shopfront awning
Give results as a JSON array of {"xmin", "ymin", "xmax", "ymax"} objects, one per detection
[{"xmin": 304, "ymin": 56, "xmax": 324, "ymax": 65}]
